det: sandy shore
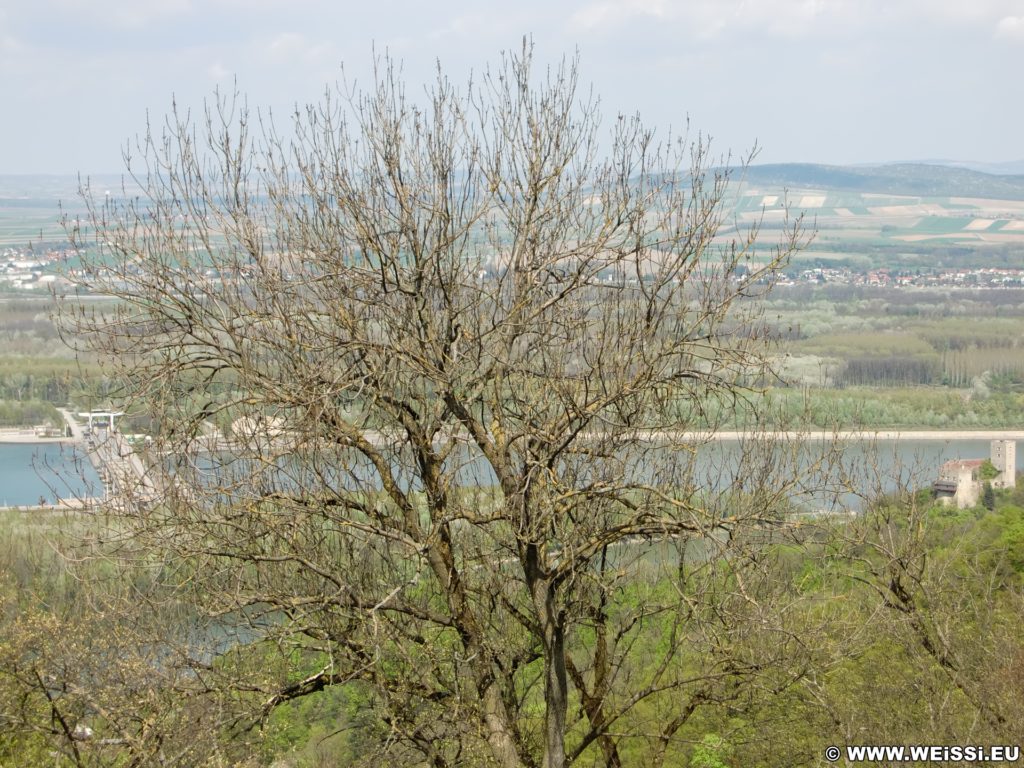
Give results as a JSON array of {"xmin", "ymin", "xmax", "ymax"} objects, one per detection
[
  {"xmin": 7, "ymin": 427, "xmax": 1022, "ymax": 445},
  {"xmin": 0, "ymin": 497, "xmax": 103, "ymax": 513},
  {"xmin": 0, "ymin": 432, "xmax": 77, "ymax": 444},
  {"xmin": 576, "ymin": 429, "xmax": 1024, "ymax": 443},
  {"xmin": 694, "ymin": 430, "xmax": 1024, "ymax": 442}
]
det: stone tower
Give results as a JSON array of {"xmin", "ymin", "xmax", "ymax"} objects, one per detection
[{"xmin": 990, "ymin": 440, "xmax": 1017, "ymax": 489}]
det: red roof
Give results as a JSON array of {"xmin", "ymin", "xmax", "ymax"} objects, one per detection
[{"xmin": 941, "ymin": 459, "xmax": 984, "ymax": 471}]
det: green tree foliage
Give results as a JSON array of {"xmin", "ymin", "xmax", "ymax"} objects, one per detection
[
  {"xmin": 984, "ymin": 481, "xmax": 996, "ymax": 510},
  {"xmin": 689, "ymin": 734, "xmax": 732, "ymax": 768},
  {"xmin": 0, "ymin": 399, "xmax": 61, "ymax": 427},
  {"xmin": 768, "ymin": 386, "xmax": 1024, "ymax": 429},
  {"xmin": 6, "ymin": 483, "xmax": 1024, "ymax": 765}
]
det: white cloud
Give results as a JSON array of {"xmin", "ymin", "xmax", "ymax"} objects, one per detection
[
  {"xmin": 728, "ymin": 0, "xmax": 842, "ymax": 38},
  {"xmin": 264, "ymin": 32, "xmax": 335, "ymax": 72},
  {"xmin": 43, "ymin": 0, "xmax": 194, "ymax": 28},
  {"xmin": 568, "ymin": 0, "xmax": 863, "ymax": 39},
  {"xmin": 268, "ymin": 32, "xmax": 306, "ymax": 58},
  {"xmin": 208, "ymin": 60, "xmax": 231, "ymax": 82},
  {"xmin": 0, "ymin": 34, "xmax": 24, "ymax": 54},
  {"xmin": 1, "ymin": 0, "xmax": 1022, "ymax": 172},
  {"xmin": 568, "ymin": 0, "xmax": 1024, "ymax": 39},
  {"xmin": 432, "ymin": 12, "xmax": 517, "ymax": 40},
  {"xmin": 995, "ymin": 15, "xmax": 1024, "ymax": 40},
  {"xmin": 206, "ymin": 0, "xmax": 312, "ymax": 10},
  {"xmin": 570, "ymin": 0, "xmax": 667, "ymax": 31},
  {"xmin": 876, "ymin": 0, "xmax": 1024, "ymax": 30}
]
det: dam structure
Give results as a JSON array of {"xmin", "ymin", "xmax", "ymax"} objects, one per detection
[{"xmin": 72, "ymin": 411, "xmax": 160, "ymax": 507}]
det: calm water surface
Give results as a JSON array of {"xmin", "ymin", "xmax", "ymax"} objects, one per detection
[
  {"xmin": 5, "ymin": 437, "xmax": 1023, "ymax": 509},
  {"xmin": 177, "ymin": 436, "xmax": 1024, "ymax": 513},
  {"xmin": 0, "ymin": 443, "xmax": 102, "ymax": 506}
]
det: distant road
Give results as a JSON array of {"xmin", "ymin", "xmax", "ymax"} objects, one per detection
[
  {"xmin": 0, "ymin": 293, "xmax": 116, "ymax": 303},
  {"xmin": 58, "ymin": 408, "xmax": 86, "ymax": 441}
]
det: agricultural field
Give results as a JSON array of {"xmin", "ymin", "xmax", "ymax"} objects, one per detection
[
  {"xmin": 4, "ymin": 165, "xmax": 1024, "ymax": 287},
  {"xmin": 0, "ymin": 174, "xmax": 124, "ymax": 249},
  {"xmin": 2, "ymin": 166, "xmax": 1024, "ymax": 430},
  {"xmin": 726, "ymin": 189, "xmax": 1024, "ymax": 253},
  {"xmin": 711, "ymin": 163, "xmax": 1024, "ymax": 274},
  {"xmin": 0, "ymin": 199, "xmax": 67, "ymax": 249}
]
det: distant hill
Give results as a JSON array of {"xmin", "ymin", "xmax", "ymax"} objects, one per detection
[
  {"xmin": 0, "ymin": 174, "xmax": 139, "ymax": 202},
  {"xmin": 6, "ymin": 166, "xmax": 1024, "ymax": 203},
  {"xmin": 911, "ymin": 159, "xmax": 1024, "ymax": 176},
  {"xmin": 737, "ymin": 163, "xmax": 1024, "ymax": 201}
]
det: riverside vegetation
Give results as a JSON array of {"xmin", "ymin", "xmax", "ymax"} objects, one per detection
[
  {"xmin": 4, "ymin": 284, "xmax": 1023, "ymax": 436},
  {"xmin": 4, "ymin": 487, "xmax": 1024, "ymax": 765}
]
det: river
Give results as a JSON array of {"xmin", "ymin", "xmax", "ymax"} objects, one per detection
[
  {"xmin": 0, "ymin": 442, "xmax": 102, "ymax": 507},
  {"xmin": 4, "ymin": 434, "xmax": 1023, "ymax": 511},
  {"xmin": 167, "ymin": 433, "xmax": 1024, "ymax": 514}
]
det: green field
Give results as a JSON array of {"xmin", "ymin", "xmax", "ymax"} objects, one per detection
[{"xmin": 0, "ymin": 203, "xmax": 66, "ymax": 247}]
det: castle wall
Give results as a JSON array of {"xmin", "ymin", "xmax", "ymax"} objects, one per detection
[
  {"xmin": 934, "ymin": 441, "xmax": 1016, "ymax": 509},
  {"xmin": 991, "ymin": 440, "xmax": 1016, "ymax": 489}
]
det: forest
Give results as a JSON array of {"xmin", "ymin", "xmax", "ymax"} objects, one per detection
[{"xmin": 4, "ymin": 486, "xmax": 1023, "ymax": 766}]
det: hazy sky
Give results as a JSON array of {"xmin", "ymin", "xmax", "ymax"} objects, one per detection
[{"xmin": 1, "ymin": 0, "xmax": 1021, "ymax": 174}]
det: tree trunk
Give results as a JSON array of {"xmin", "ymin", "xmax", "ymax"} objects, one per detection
[
  {"xmin": 483, "ymin": 682, "xmax": 529, "ymax": 768},
  {"xmin": 527, "ymin": 557, "xmax": 568, "ymax": 768},
  {"xmin": 543, "ymin": 614, "xmax": 568, "ymax": 768}
]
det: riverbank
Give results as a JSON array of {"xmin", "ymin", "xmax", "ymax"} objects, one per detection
[
  {"xmin": 183, "ymin": 426, "xmax": 1024, "ymax": 452},
  {"xmin": 0, "ymin": 430, "xmax": 76, "ymax": 444},
  {"xmin": 0, "ymin": 407, "xmax": 94, "ymax": 445},
  {"xmin": 0, "ymin": 409, "xmax": 83, "ymax": 444},
  {"xmin": 689, "ymin": 429, "xmax": 1024, "ymax": 441},
  {"xmin": 560, "ymin": 428, "xmax": 1024, "ymax": 443},
  {"xmin": 0, "ymin": 497, "xmax": 103, "ymax": 513}
]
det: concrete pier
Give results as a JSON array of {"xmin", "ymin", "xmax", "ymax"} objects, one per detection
[
  {"xmin": 59, "ymin": 409, "xmax": 161, "ymax": 506},
  {"xmin": 85, "ymin": 430, "xmax": 160, "ymax": 504}
]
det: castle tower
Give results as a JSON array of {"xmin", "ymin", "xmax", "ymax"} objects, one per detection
[{"xmin": 990, "ymin": 440, "xmax": 1016, "ymax": 489}]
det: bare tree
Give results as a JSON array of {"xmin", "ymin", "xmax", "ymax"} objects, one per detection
[{"xmin": 61, "ymin": 45, "xmax": 824, "ymax": 767}]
